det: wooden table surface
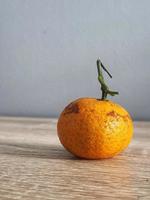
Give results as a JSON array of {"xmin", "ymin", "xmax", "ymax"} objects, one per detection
[{"xmin": 0, "ymin": 117, "xmax": 149, "ymax": 200}]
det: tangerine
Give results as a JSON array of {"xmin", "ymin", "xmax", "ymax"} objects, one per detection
[{"xmin": 57, "ymin": 59, "xmax": 133, "ymax": 159}]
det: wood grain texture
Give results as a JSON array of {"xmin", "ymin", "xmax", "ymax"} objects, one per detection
[{"xmin": 0, "ymin": 117, "xmax": 149, "ymax": 200}]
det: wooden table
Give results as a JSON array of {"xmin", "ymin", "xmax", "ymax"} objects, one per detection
[{"xmin": 0, "ymin": 117, "xmax": 149, "ymax": 200}]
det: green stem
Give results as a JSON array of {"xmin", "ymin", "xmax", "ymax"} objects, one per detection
[{"xmin": 97, "ymin": 58, "xmax": 119, "ymax": 100}]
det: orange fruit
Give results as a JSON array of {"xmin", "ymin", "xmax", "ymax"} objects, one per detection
[
  {"xmin": 57, "ymin": 59, "xmax": 133, "ymax": 159},
  {"xmin": 57, "ymin": 98, "xmax": 133, "ymax": 159}
]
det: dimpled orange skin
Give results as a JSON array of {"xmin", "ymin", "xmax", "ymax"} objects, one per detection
[{"xmin": 57, "ymin": 98, "xmax": 133, "ymax": 159}]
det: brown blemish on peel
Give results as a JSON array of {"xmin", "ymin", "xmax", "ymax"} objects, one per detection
[
  {"xmin": 64, "ymin": 103, "xmax": 79, "ymax": 115},
  {"xmin": 107, "ymin": 111, "xmax": 130, "ymax": 121},
  {"xmin": 107, "ymin": 111, "xmax": 117, "ymax": 117}
]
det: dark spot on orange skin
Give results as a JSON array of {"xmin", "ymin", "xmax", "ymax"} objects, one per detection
[
  {"xmin": 107, "ymin": 111, "xmax": 130, "ymax": 121},
  {"xmin": 107, "ymin": 111, "xmax": 117, "ymax": 117},
  {"xmin": 90, "ymin": 109, "xmax": 95, "ymax": 112},
  {"xmin": 64, "ymin": 103, "xmax": 79, "ymax": 115}
]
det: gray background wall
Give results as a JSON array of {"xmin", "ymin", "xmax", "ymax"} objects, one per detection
[{"xmin": 0, "ymin": 0, "xmax": 150, "ymax": 120}]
